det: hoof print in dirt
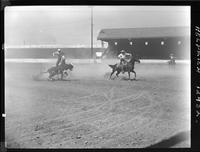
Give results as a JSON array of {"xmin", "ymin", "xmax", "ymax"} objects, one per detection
[
  {"xmin": 34, "ymin": 125, "xmax": 44, "ymax": 131},
  {"xmin": 76, "ymin": 135, "xmax": 81, "ymax": 139}
]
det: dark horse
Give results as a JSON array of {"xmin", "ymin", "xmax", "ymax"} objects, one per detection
[
  {"xmin": 43, "ymin": 63, "xmax": 73, "ymax": 80},
  {"xmin": 109, "ymin": 57, "xmax": 140, "ymax": 80}
]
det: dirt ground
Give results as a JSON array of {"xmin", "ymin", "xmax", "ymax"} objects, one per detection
[{"xmin": 5, "ymin": 60, "xmax": 190, "ymax": 148}]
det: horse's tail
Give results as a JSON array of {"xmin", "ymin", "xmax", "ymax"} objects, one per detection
[{"xmin": 108, "ymin": 64, "xmax": 117, "ymax": 69}]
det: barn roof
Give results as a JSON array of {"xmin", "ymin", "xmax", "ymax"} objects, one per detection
[{"xmin": 97, "ymin": 26, "xmax": 190, "ymax": 41}]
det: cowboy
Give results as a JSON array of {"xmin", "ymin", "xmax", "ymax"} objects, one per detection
[
  {"xmin": 118, "ymin": 50, "xmax": 132, "ymax": 73},
  {"xmin": 53, "ymin": 48, "xmax": 66, "ymax": 73},
  {"xmin": 169, "ymin": 53, "xmax": 176, "ymax": 64},
  {"xmin": 53, "ymin": 49, "xmax": 65, "ymax": 67}
]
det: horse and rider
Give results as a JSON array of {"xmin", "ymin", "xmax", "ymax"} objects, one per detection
[
  {"xmin": 45, "ymin": 48, "xmax": 138, "ymax": 81},
  {"xmin": 53, "ymin": 48, "xmax": 66, "ymax": 72},
  {"xmin": 168, "ymin": 53, "xmax": 176, "ymax": 65},
  {"xmin": 109, "ymin": 49, "xmax": 140, "ymax": 80},
  {"xmin": 118, "ymin": 50, "xmax": 133, "ymax": 73},
  {"xmin": 44, "ymin": 49, "xmax": 73, "ymax": 80}
]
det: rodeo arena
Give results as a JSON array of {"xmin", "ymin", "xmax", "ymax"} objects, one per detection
[{"xmin": 5, "ymin": 7, "xmax": 191, "ymax": 148}]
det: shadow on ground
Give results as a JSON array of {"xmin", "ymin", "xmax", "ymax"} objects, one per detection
[{"xmin": 146, "ymin": 131, "xmax": 190, "ymax": 148}]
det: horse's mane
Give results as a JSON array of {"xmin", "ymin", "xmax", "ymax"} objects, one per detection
[
  {"xmin": 128, "ymin": 56, "xmax": 140, "ymax": 65},
  {"xmin": 129, "ymin": 56, "xmax": 135, "ymax": 64}
]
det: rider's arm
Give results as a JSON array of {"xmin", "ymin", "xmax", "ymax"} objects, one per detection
[{"xmin": 53, "ymin": 51, "xmax": 59, "ymax": 56}]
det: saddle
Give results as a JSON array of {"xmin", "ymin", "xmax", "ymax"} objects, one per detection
[
  {"xmin": 56, "ymin": 63, "xmax": 66, "ymax": 73},
  {"xmin": 117, "ymin": 62, "xmax": 127, "ymax": 70}
]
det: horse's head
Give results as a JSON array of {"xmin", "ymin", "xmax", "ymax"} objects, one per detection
[
  {"xmin": 130, "ymin": 56, "xmax": 141, "ymax": 64},
  {"xmin": 135, "ymin": 58, "xmax": 140, "ymax": 63},
  {"xmin": 67, "ymin": 63, "xmax": 74, "ymax": 71}
]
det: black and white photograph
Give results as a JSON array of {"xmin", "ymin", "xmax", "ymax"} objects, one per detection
[{"xmin": 4, "ymin": 5, "xmax": 191, "ymax": 148}]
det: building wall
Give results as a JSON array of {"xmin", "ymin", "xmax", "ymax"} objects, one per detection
[{"xmin": 105, "ymin": 37, "xmax": 190, "ymax": 59}]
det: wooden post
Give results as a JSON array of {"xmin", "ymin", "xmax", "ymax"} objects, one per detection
[{"xmin": 91, "ymin": 6, "xmax": 93, "ymax": 59}]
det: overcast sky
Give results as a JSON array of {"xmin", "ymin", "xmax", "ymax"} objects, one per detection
[{"xmin": 5, "ymin": 6, "xmax": 190, "ymax": 47}]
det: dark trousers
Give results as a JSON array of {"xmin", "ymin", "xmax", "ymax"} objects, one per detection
[
  {"xmin": 56, "ymin": 58, "xmax": 61, "ymax": 67},
  {"xmin": 120, "ymin": 58, "xmax": 126, "ymax": 65}
]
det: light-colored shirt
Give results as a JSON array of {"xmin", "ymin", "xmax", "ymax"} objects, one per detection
[
  {"xmin": 118, "ymin": 53, "xmax": 132, "ymax": 62},
  {"xmin": 118, "ymin": 53, "xmax": 126, "ymax": 59}
]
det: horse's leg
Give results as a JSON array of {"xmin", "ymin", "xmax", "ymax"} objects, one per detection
[
  {"xmin": 132, "ymin": 70, "xmax": 136, "ymax": 79},
  {"xmin": 60, "ymin": 73, "xmax": 63, "ymax": 80},
  {"xmin": 110, "ymin": 70, "xmax": 115, "ymax": 79},
  {"xmin": 116, "ymin": 70, "xmax": 120, "ymax": 77},
  {"xmin": 56, "ymin": 73, "xmax": 59, "ymax": 80},
  {"xmin": 53, "ymin": 70, "xmax": 59, "ymax": 80},
  {"xmin": 63, "ymin": 70, "xmax": 68, "ymax": 77},
  {"xmin": 48, "ymin": 72, "xmax": 54, "ymax": 81},
  {"xmin": 128, "ymin": 71, "xmax": 131, "ymax": 80},
  {"xmin": 57, "ymin": 69, "xmax": 61, "ymax": 80},
  {"xmin": 48, "ymin": 74, "xmax": 51, "ymax": 80},
  {"xmin": 54, "ymin": 69, "xmax": 58, "ymax": 80}
]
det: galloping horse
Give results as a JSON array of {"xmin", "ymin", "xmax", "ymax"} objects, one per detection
[
  {"xmin": 43, "ymin": 63, "xmax": 73, "ymax": 80},
  {"xmin": 108, "ymin": 56, "xmax": 140, "ymax": 80}
]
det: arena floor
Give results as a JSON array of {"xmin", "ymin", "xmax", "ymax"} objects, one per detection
[{"xmin": 5, "ymin": 60, "xmax": 190, "ymax": 148}]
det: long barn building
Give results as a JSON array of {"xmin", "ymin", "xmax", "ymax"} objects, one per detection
[{"xmin": 97, "ymin": 26, "xmax": 190, "ymax": 59}]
